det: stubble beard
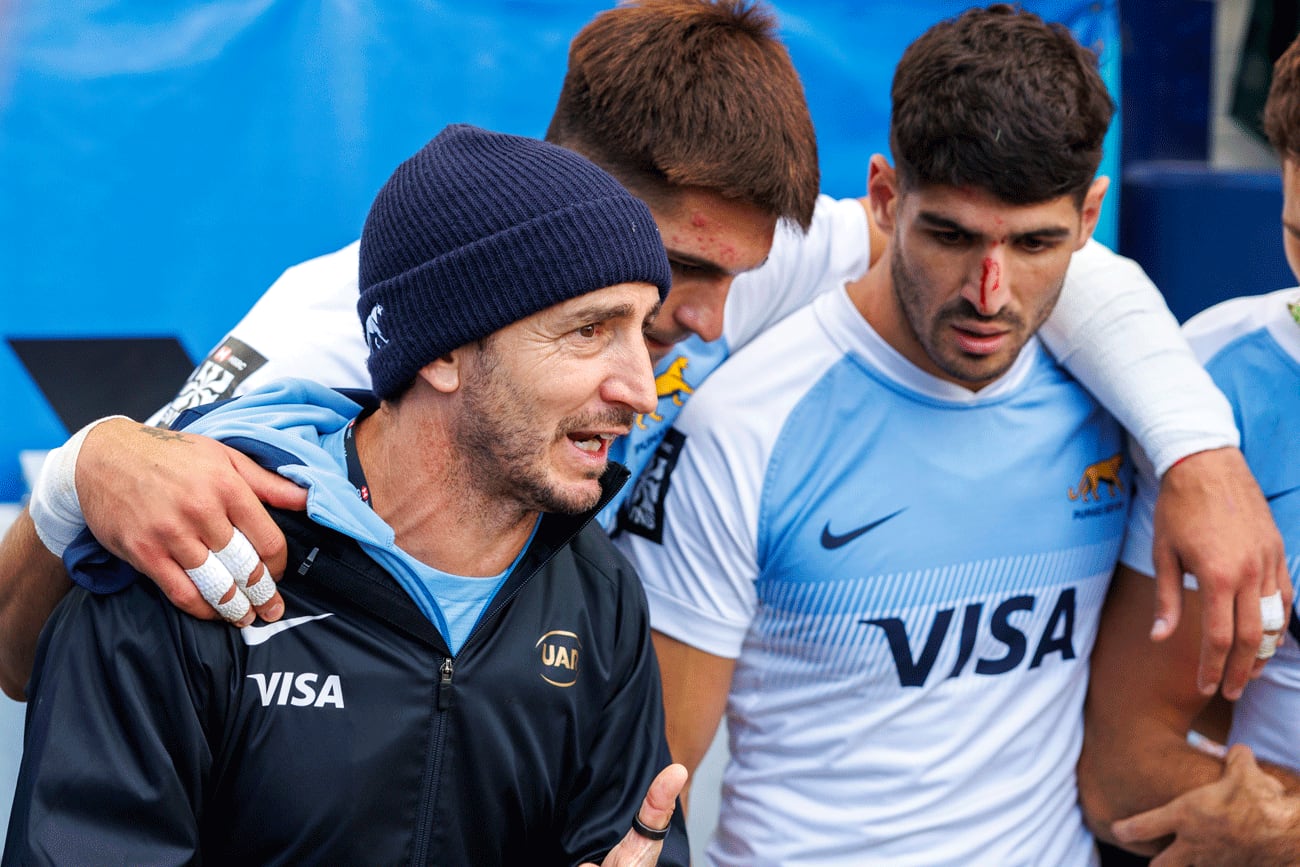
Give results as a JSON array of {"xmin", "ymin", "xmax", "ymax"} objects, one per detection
[
  {"xmin": 890, "ymin": 247, "xmax": 1048, "ymax": 388},
  {"xmin": 457, "ymin": 359, "xmax": 630, "ymax": 516}
]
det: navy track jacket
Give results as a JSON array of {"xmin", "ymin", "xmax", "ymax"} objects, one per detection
[{"xmin": 6, "ymin": 462, "xmax": 687, "ymax": 865}]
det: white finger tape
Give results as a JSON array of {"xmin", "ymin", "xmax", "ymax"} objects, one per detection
[
  {"xmin": 1257, "ymin": 631, "xmax": 1281, "ymax": 661},
  {"xmin": 186, "ymin": 552, "xmax": 235, "ymax": 606},
  {"xmin": 215, "ymin": 529, "xmax": 260, "ymax": 586},
  {"xmin": 215, "ymin": 594, "xmax": 251, "ymax": 623},
  {"xmin": 1260, "ymin": 591, "xmax": 1285, "ymax": 633},
  {"xmin": 242, "ymin": 573, "xmax": 276, "ymax": 607}
]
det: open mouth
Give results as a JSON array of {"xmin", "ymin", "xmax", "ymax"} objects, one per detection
[{"xmin": 569, "ymin": 432, "xmax": 618, "ymax": 454}]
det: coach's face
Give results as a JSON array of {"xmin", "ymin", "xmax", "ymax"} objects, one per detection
[
  {"xmin": 867, "ymin": 155, "xmax": 1107, "ymax": 390},
  {"xmin": 454, "ymin": 282, "xmax": 660, "ymax": 514}
]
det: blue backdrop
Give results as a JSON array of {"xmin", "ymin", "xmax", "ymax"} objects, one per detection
[{"xmin": 0, "ymin": 1, "xmax": 1118, "ymax": 501}]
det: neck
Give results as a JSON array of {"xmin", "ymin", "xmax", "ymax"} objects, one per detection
[{"xmin": 353, "ymin": 402, "xmax": 538, "ymax": 576}]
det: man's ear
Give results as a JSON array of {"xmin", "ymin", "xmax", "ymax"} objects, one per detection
[
  {"xmin": 416, "ymin": 351, "xmax": 463, "ymax": 394},
  {"xmin": 866, "ymin": 154, "xmax": 901, "ymax": 235},
  {"xmin": 1076, "ymin": 176, "xmax": 1110, "ymax": 249}
]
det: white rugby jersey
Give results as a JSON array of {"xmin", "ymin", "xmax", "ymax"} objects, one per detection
[
  {"xmin": 617, "ymin": 286, "xmax": 1129, "ymax": 866},
  {"xmin": 1122, "ymin": 288, "xmax": 1300, "ymax": 773}
]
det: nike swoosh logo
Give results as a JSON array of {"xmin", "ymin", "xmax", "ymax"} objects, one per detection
[
  {"xmin": 820, "ymin": 508, "xmax": 906, "ymax": 550},
  {"xmin": 241, "ymin": 613, "xmax": 334, "ymax": 646},
  {"xmin": 1266, "ymin": 485, "xmax": 1300, "ymax": 504}
]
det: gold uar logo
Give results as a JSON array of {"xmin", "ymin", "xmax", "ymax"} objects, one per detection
[{"xmin": 536, "ymin": 630, "xmax": 581, "ymax": 687}]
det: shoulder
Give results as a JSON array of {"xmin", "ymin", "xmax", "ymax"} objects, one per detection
[
  {"xmin": 1183, "ymin": 287, "xmax": 1300, "ymax": 365},
  {"xmin": 1063, "ymin": 238, "xmax": 1148, "ymax": 286}
]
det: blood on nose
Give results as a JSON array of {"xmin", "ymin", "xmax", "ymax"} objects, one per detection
[{"xmin": 980, "ymin": 257, "xmax": 1001, "ymax": 311}]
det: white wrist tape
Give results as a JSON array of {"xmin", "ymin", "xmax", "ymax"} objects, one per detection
[{"xmin": 28, "ymin": 415, "xmax": 131, "ymax": 557}]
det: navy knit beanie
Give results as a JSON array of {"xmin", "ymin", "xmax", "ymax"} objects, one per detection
[{"xmin": 358, "ymin": 124, "xmax": 672, "ymax": 399}]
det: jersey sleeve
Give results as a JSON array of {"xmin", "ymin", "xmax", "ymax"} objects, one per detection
[
  {"xmin": 6, "ymin": 583, "xmax": 219, "ymax": 863},
  {"xmin": 615, "ymin": 400, "xmax": 766, "ymax": 659},
  {"xmin": 1039, "ymin": 239, "xmax": 1239, "ymax": 477},
  {"xmin": 148, "ymin": 242, "xmax": 372, "ymax": 427},
  {"xmin": 721, "ymin": 194, "xmax": 869, "ymax": 354}
]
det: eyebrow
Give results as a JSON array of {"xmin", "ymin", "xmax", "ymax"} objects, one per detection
[
  {"xmin": 916, "ymin": 211, "xmax": 1073, "ymax": 242},
  {"xmin": 666, "ymin": 247, "xmax": 770, "ymax": 277}
]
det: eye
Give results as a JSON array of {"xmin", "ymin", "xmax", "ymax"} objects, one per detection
[
  {"xmin": 931, "ymin": 230, "xmax": 968, "ymax": 246},
  {"xmin": 1018, "ymin": 237, "xmax": 1051, "ymax": 253},
  {"xmin": 576, "ymin": 323, "xmax": 598, "ymax": 339},
  {"xmin": 670, "ymin": 260, "xmax": 705, "ymax": 277}
]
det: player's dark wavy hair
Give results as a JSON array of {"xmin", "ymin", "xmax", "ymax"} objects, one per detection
[
  {"xmin": 546, "ymin": 0, "xmax": 819, "ymax": 230},
  {"xmin": 889, "ymin": 3, "xmax": 1113, "ymax": 206}
]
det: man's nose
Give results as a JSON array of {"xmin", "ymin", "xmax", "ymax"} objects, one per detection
[
  {"xmin": 961, "ymin": 244, "xmax": 1010, "ymax": 315},
  {"xmin": 671, "ymin": 275, "xmax": 733, "ymax": 343}
]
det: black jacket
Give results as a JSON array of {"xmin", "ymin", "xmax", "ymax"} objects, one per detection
[{"xmin": 6, "ymin": 465, "xmax": 687, "ymax": 865}]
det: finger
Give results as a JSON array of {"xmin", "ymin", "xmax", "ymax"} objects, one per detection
[
  {"xmin": 1195, "ymin": 575, "xmax": 1238, "ymax": 697},
  {"xmin": 146, "ymin": 558, "xmax": 226, "ymax": 621},
  {"xmin": 230, "ymin": 449, "xmax": 308, "ymax": 511},
  {"xmin": 1150, "ymin": 543, "xmax": 1184, "ymax": 642},
  {"xmin": 1113, "ymin": 802, "xmax": 1177, "ymax": 847},
  {"xmin": 1219, "ymin": 584, "xmax": 1263, "ymax": 701},
  {"xmin": 1147, "ymin": 839, "xmax": 1193, "ymax": 867},
  {"xmin": 215, "ymin": 529, "xmax": 284, "ymax": 623},
  {"xmin": 184, "ymin": 550, "xmax": 251, "ymax": 625},
  {"xmin": 596, "ymin": 764, "xmax": 688, "ymax": 867},
  {"xmin": 637, "ymin": 763, "xmax": 688, "ymax": 833},
  {"xmin": 227, "ymin": 449, "xmax": 299, "ymax": 581}
]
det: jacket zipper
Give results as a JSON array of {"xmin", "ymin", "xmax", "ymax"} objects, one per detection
[{"xmin": 409, "ymin": 506, "xmax": 606, "ymax": 864}]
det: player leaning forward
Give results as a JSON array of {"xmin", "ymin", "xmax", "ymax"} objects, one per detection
[
  {"xmin": 616, "ymin": 6, "xmax": 1149, "ymax": 865},
  {"xmin": 6, "ymin": 126, "xmax": 688, "ymax": 866}
]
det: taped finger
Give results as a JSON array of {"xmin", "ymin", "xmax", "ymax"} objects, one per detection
[
  {"xmin": 215, "ymin": 529, "xmax": 261, "ymax": 587},
  {"xmin": 1257, "ymin": 631, "xmax": 1281, "ymax": 661},
  {"xmin": 185, "ymin": 551, "xmax": 250, "ymax": 623},
  {"xmin": 1260, "ymin": 591, "xmax": 1285, "ymax": 633},
  {"xmin": 242, "ymin": 568, "xmax": 277, "ymax": 607}
]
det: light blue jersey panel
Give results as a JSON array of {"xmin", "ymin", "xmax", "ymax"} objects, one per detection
[{"xmin": 750, "ymin": 348, "xmax": 1129, "ymax": 693}]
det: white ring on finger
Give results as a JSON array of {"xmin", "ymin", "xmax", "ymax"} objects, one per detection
[{"xmin": 1257, "ymin": 631, "xmax": 1281, "ymax": 661}]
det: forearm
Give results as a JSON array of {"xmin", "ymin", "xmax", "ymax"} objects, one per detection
[
  {"xmin": 1079, "ymin": 709, "xmax": 1224, "ymax": 844},
  {"xmin": 0, "ymin": 508, "xmax": 71, "ymax": 699}
]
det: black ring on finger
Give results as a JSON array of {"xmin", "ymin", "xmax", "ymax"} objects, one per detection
[{"xmin": 631, "ymin": 814, "xmax": 670, "ymax": 841}]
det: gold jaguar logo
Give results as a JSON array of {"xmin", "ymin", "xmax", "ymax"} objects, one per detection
[
  {"xmin": 635, "ymin": 357, "xmax": 694, "ymax": 429},
  {"xmin": 1068, "ymin": 453, "xmax": 1125, "ymax": 502}
]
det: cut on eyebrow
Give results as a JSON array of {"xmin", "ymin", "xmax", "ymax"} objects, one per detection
[{"xmin": 916, "ymin": 211, "xmax": 1073, "ymax": 241}]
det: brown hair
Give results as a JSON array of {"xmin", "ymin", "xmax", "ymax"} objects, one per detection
[
  {"xmin": 889, "ymin": 4, "xmax": 1113, "ymax": 205},
  {"xmin": 1264, "ymin": 34, "xmax": 1300, "ymax": 158},
  {"xmin": 546, "ymin": 0, "xmax": 819, "ymax": 229}
]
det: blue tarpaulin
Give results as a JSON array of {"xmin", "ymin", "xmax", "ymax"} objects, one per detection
[{"xmin": 0, "ymin": 1, "xmax": 1118, "ymax": 501}]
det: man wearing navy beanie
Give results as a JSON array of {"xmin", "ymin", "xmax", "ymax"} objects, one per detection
[{"xmin": 5, "ymin": 125, "xmax": 689, "ymax": 867}]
